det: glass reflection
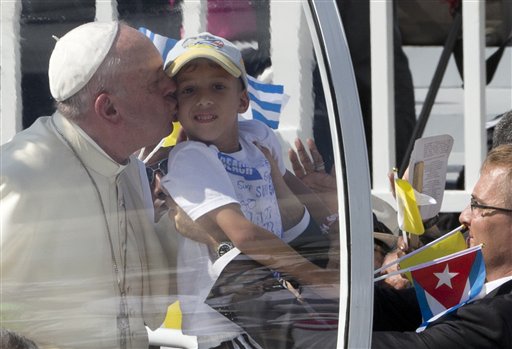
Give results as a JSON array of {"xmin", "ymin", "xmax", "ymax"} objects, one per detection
[{"xmin": 16, "ymin": 1, "xmax": 342, "ymax": 347}]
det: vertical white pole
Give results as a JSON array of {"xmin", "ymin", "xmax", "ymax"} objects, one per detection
[
  {"xmin": 181, "ymin": 0, "xmax": 206, "ymax": 36},
  {"xmin": 1, "ymin": 0, "xmax": 23, "ymax": 144},
  {"xmin": 95, "ymin": 0, "xmax": 118, "ymax": 22},
  {"xmin": 370, "ymin": 0, "xmax": 395, "ymax": 191},
  {"xmin": 271, "ymin": 0, "xmax": 314, "ymax": 161},
  {"xmin": 463, "ymin": 0, "xmax": 486, "ymax": 190}
]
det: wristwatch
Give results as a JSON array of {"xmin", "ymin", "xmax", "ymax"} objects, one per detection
[{"xmin": 217, "ymin": 241, "xmax": 234, "ymax": 258}]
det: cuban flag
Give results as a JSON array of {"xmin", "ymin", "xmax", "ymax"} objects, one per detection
[
  {"xmin": 410, "ymin": 245, "xmax": 486, "ymax": 331},
  {"xmin": 139, "ymin": 27, "xmax": 288, "ymax": 130}
]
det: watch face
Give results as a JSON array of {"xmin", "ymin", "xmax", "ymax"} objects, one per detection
[{"xmin": 217, "ymin": 242, "xmax": 234, "ymax": 257}]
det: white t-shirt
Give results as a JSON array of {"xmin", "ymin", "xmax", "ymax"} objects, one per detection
[
  {"xmin": 164, "ymin": 119, "xmax": 286, "ymax": 236},
  {"xmin": 161, "ymin": 119, "xmax": 286, "ymax": 348}
]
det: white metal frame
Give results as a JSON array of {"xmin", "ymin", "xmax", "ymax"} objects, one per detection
[{"xmin": 306, "ymin": 2, "xmax": 373, "ymax": 347}]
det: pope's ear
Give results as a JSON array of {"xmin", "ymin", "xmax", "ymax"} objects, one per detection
[
  {"xmin": 95, "ymin": 93, "xmax": 120, "ymax": 123},
  {"xmin": 238, "ymin": 89, "xmax": 250, "ymax": 113}
]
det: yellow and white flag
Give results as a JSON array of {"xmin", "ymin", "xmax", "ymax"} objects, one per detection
[
  {"xmin": 395, "ymin": 178, "xmax": 435, "ymax": 235},
  {"xmin": 162, "ymin": 122, "xmax": 182, "ymax": 147}
]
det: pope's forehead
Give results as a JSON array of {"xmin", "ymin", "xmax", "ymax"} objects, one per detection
[{"xmin": 118, "ymin": 26, "xmax": 161, "ymax": 57}]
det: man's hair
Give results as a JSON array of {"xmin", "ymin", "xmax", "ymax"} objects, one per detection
[
  {"xmin": 0, "ymin": 328, "xmax": 39, "ymax": 349},
  {"xmin": 482, "ymin": 143, "xmax": 512, "ymax": 206},
  {"xmin": 492, "ymin": 110, "xmax": 512, "ymax": 148},
  {"xmin": 55, "ymin": 37, "xmax": 122, "ymax": 120}
]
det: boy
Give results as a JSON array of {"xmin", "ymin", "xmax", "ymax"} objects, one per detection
[{"xmin": 161, "ymin": 33, "xmax": 338, "ymax": 348}]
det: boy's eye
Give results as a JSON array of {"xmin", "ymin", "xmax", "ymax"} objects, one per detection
[
  {"xmin": 213, "ymin": 83, "xmax": 225, "ymax": 90},
  {"xmin": 179, "ymin": 86, "xmax": 194, "ymax": 95}
]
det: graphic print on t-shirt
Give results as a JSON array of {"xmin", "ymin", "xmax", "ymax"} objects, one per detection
[
  {"xmin": 218, "ymin": 152, "xmax": 282, "ymax": 238},
  {"xmin": 218, "ymin": 153, "xmax": 262, "ymax": 180}
]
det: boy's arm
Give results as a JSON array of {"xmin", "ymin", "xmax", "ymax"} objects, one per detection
[{"xmin": 197, "ymin": 203, "xmax": 339, "ymax": 295}]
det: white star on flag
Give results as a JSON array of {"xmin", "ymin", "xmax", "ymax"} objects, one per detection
[{"xmin": 434, "ymin": 265, "xmax": 459, "ymax": 289}]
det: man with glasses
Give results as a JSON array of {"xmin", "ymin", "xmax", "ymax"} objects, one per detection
[{"xmin": 372, "ymin": 144, "xmax": 512, "ymax": 348}]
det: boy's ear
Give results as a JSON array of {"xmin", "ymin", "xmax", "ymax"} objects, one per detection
[
  {"xmin": 95, "ymin": 93, "xmax": 121, "ymax": 123},
  {"xmin": 238, "ymin": 90, "xmax": 250, "ymax": 113}
]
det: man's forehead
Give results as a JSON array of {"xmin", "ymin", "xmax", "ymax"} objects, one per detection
[{"xmin": 475, "ymin": 166, "xmax": 508, "ymax": 199}]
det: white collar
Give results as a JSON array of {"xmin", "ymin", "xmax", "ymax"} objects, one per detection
[
  {"xmin": 473, "ymin": 275, "xmax": 512, "ymax": 301},
  {"xmin": 52, "ymin": 112, "xmax": 127, "ymax": 177}
]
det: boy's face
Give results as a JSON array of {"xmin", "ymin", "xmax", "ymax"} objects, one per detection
[{"xmin": 174, "ymin": 58, "xmax": 249, "ymax": 153}]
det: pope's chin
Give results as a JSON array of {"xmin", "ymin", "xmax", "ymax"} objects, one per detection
[{"xmin": 162, "ymin": 123, "xmax": 174, "ymax": 139}]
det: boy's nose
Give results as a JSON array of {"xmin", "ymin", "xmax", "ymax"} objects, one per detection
[{"xmin": 197, "ymin": 93, "xmax": 213, "ymax": 107}]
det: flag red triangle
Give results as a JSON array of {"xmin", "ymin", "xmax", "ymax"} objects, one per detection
[{"xmin": 411, "ymin": 251, "xmax": 476, "ymax": 309}]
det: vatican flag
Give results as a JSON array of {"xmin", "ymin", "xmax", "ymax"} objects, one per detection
[{"xmin": 395, "ymin": 178, "xmax": 428, "ymax": 235}]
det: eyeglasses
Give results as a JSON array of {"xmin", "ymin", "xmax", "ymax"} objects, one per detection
[
  {"xmin": 470, "ymin": 197, "xmax": 512, "ymax": 215},
  {"xmin": 145, "ymin": 158, "xmax": 168, "ymax": 185}
]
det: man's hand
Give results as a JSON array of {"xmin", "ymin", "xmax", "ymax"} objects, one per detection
[
  {"xmin": 377, "ymin": 236, "xmax": 413, "ymax": 290},
  {"xmin": 289, "ymin": 138, "xmax": 337, "ymax": 193},
  {"xmin": 289, "ymin": 138, "xmax": 338, "ymax": 213},
  {"xmin": 379, "ymin": 249, "xmax": 411, "ymax": 290}
]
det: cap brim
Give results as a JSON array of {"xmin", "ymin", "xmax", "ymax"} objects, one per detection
[{"xmin": 166, "ymin": 48, "xmax": 242, "ymax": 79}]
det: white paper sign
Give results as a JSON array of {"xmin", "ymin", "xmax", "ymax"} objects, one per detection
[{"xmin": 407, "ymin": 134, "xmax": 454, "ymax": 220}]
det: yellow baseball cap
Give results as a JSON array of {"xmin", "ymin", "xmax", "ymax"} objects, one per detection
[{"xmin": 164, "ymin": 32, "xmax": 248, "ymax": 88}]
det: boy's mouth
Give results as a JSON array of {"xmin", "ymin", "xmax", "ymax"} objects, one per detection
[{"xmin": 194, "ymin": 113, "xmax": 217, "ymax": 122}]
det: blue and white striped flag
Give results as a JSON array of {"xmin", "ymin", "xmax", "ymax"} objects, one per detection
[
  {"xmin": 138, "ymin": 27, "xmax": 178, "ymax": 62},
  {"xmin": 139, "ymin": 27, "xmax": 288, "ymax": 129},
  {"xmin": 244, "ymin": 75, "xmax": 288, "ymax": 129}
]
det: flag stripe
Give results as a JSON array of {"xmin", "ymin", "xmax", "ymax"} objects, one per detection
[
  {"xmin": 249, "ymin": 101, "xmax": 281, "ymax": 121},
  {"xmin": 247, "ymin": 75, "xmax": 284, "ymax": 94},
  {"xmin": 248, "ymin": 92, "xmax": 282, "ymax": 113},
  {"xmin": 413, "ymin": 282, "xmax": 435, "ymax": 321},
  {"xmin": 248, "ymin": 88, "xmax": 286, "ymax": 104},
  {"xmin": 467, "ymin": 250, "xmax": 486, "ymax": 298},
  {"xmin": 252, "ymin": 110, "xmax": 279, "ymax": 129}
]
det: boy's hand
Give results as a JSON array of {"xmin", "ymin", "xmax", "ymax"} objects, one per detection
[
  {"xmin": 255, "ymin": 142, "xmax": 305, "ymax": 231},
  {"xmin": 254, "ymin": 142, "xmax": 280, "ymax": 177},
  {"xmin": 166, "ymin": 196, "xmax": 226, "ymax": 247}
]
